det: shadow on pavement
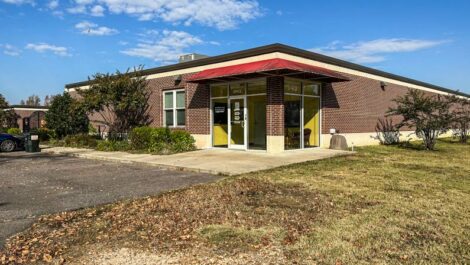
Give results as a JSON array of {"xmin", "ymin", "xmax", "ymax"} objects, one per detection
[{"xmin": 0, "ymin": 152, "xmax": 69, "ymax": 164}]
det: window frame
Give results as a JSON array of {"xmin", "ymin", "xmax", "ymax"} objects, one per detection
[
  {"xmin": 283, "ymin": 78, "xmax": 322, "ymax": 149},
  {"xmin": 163, "ymin": 89, "xmax": 186, "ymax": 127}
]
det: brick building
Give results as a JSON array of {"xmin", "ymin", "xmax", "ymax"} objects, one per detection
[
  {"xmin": 8, "ymin": 105, "xmax": 48, "ymax": 132},
  {"xmin": 65, "ymin": 44, "xmax": 468, "ymax": 153}
]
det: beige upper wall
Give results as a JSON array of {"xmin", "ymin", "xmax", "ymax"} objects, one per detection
[{"xmin": 66, "ymin": 51, "xmax": 457, "ymax": 96}]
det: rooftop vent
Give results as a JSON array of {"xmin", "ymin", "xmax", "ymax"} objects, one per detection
[{"xmin": 179, "ymin": 53, "xmax": 209, "ymax": 63}]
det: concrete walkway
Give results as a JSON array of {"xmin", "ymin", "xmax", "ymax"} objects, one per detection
[{"xmin": 42, "ymin": 147, "xmax": 353, "ymax": 175}]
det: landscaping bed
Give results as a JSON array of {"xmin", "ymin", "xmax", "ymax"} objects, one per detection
[
  {"xmin": 1, "ymin": 139, "xmax": 469, "ymax": 264},
  {"xmin": 47, "ymin": 126, "xmax": 196, "ymax": 155}
]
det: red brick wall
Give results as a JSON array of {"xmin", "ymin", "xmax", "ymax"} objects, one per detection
[
  {"xmin": 11, "ymin": 109, "xmax": 46, "ymax": 132},
  {"xmin": 71, "ymin": 73, "xmax": 210, "ymax": 134},
  {"xmin": 321, "ymin": 73, "xmax": 414, "ymax": 134},
  {"xmin": 69, "ymin": 68, "xmax": 447, "ymax": 137},
  {"xmin": 266, "ymin": 76, "xmax": 284, "ymax": 136},
  {"xmin": 146, "ymin": 74, "xmax": 210, "ymax": 134}
]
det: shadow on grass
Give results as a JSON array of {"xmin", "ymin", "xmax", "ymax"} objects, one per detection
[
  {"xmin": 394, "ymin": 138, "xmax": 468, "ymax": 152},
  {"xmin": 437, "ymin": 137, "xmax": 469, "ymax": 145},
  {"xmin": 395, "ymin": 142, "xmax": 427, "ymax": 151}
]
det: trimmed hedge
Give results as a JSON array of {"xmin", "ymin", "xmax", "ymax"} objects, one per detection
[
  {"xmin": 49, "ymin": 127, "xmax": 195, "ymax": 155},
  {"xmin": 130, "ymin": 126, "xmax": 195, "ymax": 154},
  {"xmin": 170, "ymin": 130, "xmax": 196, "ymax": 153}
]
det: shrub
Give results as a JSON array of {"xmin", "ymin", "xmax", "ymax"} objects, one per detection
[
  {"xmin": 7, "ymin": 128, "xmax": 21, "ymax": 135},
  {"xmin": 30, "ymin": 128, "xmax": 52, "ymax": 141},
  {"xmin": 96, "ymin": 140, "xmax": 130, "ymax": 152},
  {"xmin": 148, "ymin": 127, "xmax": 172, "ymax": 154},
  {"xmin": 63, "ymin": 134, "xmax": 98, "ymax": 148},
  {"xmin": 170, "ymin": 130, "xmax": 196, "ymax": 152},
  {"xmin": 110, "ymin": 126, "xmax": 196, "ymax": 154},
  {"xmin": 374, "ymin": 118, "xmax": 400, "ymax": 145},
  {"xmin": 129, "ymin": 126, "xmax": 154, "ymax": 150}
]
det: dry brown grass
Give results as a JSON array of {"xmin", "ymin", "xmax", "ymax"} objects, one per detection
[{"xmin": 1, "ymin": 139, "xmax": 469, "ymax": 264}]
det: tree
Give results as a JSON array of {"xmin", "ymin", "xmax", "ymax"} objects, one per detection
[
  {"xmin": 388, "ymin": 89, "xmax": 453, "ymax": 150},
  {"xmin": 448, "ymin": 95, "xmax": 470, "ymax": 143},
  {"xmin": 45, "ymin": 92, "xmax": 89, "ymax": 138},
  {"xmin": 0, "ymin": 93, "xmax": 19, "ymax": 130},
  {"xmin": 44, "ymin": 95, "xmax": 57, "ymax": 106},
  {"xmin": 78, "ymin": 67, "xmax": 151, "ymax": 134},
  {"xmin": 20, "ymin": 95, "xmax": 41, "ymax": 106}
]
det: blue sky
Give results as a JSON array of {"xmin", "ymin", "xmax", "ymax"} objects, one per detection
[{"xmin": 1, "ymin": 0, "xmax": 469, "ymax": 104}]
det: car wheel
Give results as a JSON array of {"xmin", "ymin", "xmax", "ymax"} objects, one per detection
[{"xmin": 0, "ymin": 140, "xmax": 16, "ymax": 152}]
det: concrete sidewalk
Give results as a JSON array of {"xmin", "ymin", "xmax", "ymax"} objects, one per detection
[{"xmin": 42, "ymin": 147, "xmax": 354, "ymax": 175}]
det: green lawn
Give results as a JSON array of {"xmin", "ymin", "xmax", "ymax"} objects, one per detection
[{"xmin": 1, "ymin": 139, "xmax": 469, "ymax": 264}]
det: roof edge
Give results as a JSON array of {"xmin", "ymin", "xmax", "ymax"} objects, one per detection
[
  {"xmin": 10, "ymin": 105, "xmax": 49, "ymax": 110},
  {"xmin": 65, "ymin": 43, "xmax": 469, "ymax": 98}
]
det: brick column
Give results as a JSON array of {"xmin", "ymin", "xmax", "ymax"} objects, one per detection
[
  {"xmin": 186, "ymin": 82, "xmax": 211, "ymax": 149},
  {"xmin": 266, "ymin": 76, "xmax": 284, "ymax": 153}
]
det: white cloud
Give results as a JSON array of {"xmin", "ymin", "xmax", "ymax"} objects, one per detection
[
  {"xmin": 121, "ymin": 30, "xmax": 205, "ymax": 63},
  {"xmin": 75, "ymin": 20, "xmax": 119, "ymax": 36},
  {"xmin": 67, "ymin": 0, "xmax": 261, "ymax": 30},
  {"xmin": 1, "ymin": 0, "xmax": 34, "ymax": 4},
  {"xmin": 0, "ymin": 44, "xmax": 21, "ymax": 56},
  {"xmin": 25, "ymin": 43, "xmax": 70, "ymax": 56},
  {"xmin": 311, "ymin": 38, "xmax": 448, "ymax": 64},
  {"xmin": 47, "ymin": 0, "xmax": 58, "ymax": 9},
  {"xmin": 67, "ymin": 4, "xmax": 86, "ymax": 14},
  {"xmin": 90, "ymin": 5, "xmax": 104, "ymax": 16}
]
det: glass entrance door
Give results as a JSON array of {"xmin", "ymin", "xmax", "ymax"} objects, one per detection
[{"xmin": 229, "ymin": 97, "xmax": 246, "ymax": 149}]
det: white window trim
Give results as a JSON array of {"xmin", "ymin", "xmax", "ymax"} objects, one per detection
[{"xmin": 163, "ymin": 89, "xmax": 186, "ymax": 128}]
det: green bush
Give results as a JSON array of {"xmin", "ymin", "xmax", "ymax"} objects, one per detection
[
  {"xmin": 30, "ymin": 128, "xmax": 52, "ymax": 141},
  {"xmin": 7, "ymin": 128, "xmax": 21, "ymax": 135},
  {"xmin": 130, "ymin": 126, "xmax": 196, "ymax": 154},
  {"xmin": 63, "ymin": 134, "xmax": 98, "ymax": 148},
  {"xmin": 148, "ymin": 127, "xmax": 172, "ymax": 154},
  {"xmin": 96, "ymin": 140, "xmax": 130, "ymax": 152},
  {"xmin": 48, "ymin": 138, "xmax": 65, "ymax": 147},
  {"xmin": 148, "ymin": 127, "xmax": 170, "ymax": 152},
  {"xmin": 170, "ymin": 130, "xmax": 196, "ymax": 153},
  {"xmin": 129, "ymin": 126, "xmax": 154, "ymax": 150}
]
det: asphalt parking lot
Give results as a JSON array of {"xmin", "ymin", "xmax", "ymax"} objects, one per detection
[{"xmin": 0, "ymin": 152, "xmax": 220, "ymax": 247}]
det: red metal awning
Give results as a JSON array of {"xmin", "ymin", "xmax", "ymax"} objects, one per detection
[{"xmin": 186, "ymin": 58, "xmax": 349, "ymax": 83}]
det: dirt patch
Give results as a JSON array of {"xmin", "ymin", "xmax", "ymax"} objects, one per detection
[
  {"xmin": 0, "ymin": 178, "xmax": 347, "ymax": 264},
  {"xmin": 72, "ymin": 244, "xmax": 289, "ymax": 265}
]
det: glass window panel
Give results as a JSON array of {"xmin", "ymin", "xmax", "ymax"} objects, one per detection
[
  {"xmin": 304, "ymin": 82, "xmax": 320, "ymax": 96},
  {"xmin": 247, "ymin": 79, "xmax": 266, "ymax": 94},
  {"xmin": 164, "ymin": 92, "xmax": 173, "ymax": 109},
  {"xmin": 284, "ymin": 78, "xmax": 302, "ymax": 94},
  {"xmin": 176, "ymin": 91, "xmax": 185, "ymax": 108},
  {"xmin": 165, "ymin": 110, "xmax": 174, "ymax": 126},
  {"xmin": 303, "ymin": 97, "xmax": 320, "ymax": 148},
  {"xmin": 229, "ymin": 83, "xmax": 245, "ymax": 96},
  {"xmin": 177, "ymin": 109, "xmax": 185, "ymax": 126},
  {"xmin": 211, "ymin": 84, "xmax": 228, "ymax": 98},
  {"xmin": 248, "ymin": 95, "xmax": 266, "ymax": 150},
  {"xmin": 212, "ymin": 98, "xmax": 228, "ymax": 147},
  {"xmin": 284, "ymin": 94, "xmax": 302, "ymax": 150}
]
